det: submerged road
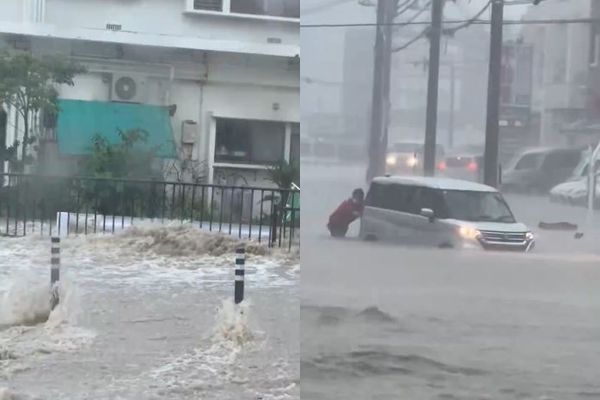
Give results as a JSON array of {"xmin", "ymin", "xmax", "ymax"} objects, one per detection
[{"xmin": 302, "ymin": 162, "xmax": 600, "ymax": 400}]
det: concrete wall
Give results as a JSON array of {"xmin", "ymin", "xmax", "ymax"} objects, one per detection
[
  {"xmin": 0, "ymin": 35, "xmax": 299, "ymax": 187},
  {"xmin": 0, "ymin": 0, "xmax": 298, "ymax": 49}
]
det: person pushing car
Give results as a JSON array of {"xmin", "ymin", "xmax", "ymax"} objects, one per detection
[{"xmin": 327, "ymin": 188, "xmax": 365, "ymax": 237}]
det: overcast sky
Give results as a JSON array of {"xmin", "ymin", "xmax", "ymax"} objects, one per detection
[{"xmin": 300, "ymin": 0, "xmax": 531, "ymax": 114}]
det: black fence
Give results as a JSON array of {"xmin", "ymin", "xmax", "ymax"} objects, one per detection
[{"xmin": 0, "ymin": 173, "xmax": 300, "ymax": 250}]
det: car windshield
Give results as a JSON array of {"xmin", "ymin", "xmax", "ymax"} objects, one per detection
[
  {"xmin": 514, "ymin": 152, "xmax": 545, "ymax": 170},
  {"xmin": 442, "ymin": 190, "xmax": 515, "ymax": 223},
  {"xmin": 392, "ymin": 143, "xmax": 421, "ymax": 153}
]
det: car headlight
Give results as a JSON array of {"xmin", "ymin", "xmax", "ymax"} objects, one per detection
[
  {"xmin": 525, "ymin": 231, "xmax": 534, "ymax": 241},
  {"xmin": 458, "ymin": 226, "xmax": 481, "ymax": 240},
  {"xmin": 386, "ymin": 155, "xmax": 397, "ymax": 166},
  {"xmin": 406, "ymin": 156, "xmax": 418, "ymax": 167}
]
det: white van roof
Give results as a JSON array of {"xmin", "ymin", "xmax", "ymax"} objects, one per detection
[{"xmin": 372, "ymin": 176, "xmax": 497, "ymax": 192}]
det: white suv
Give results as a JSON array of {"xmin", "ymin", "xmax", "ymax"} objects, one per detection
[{"xmin": 360, "ymin": 176, "xmax": 535, "ymax": 252}]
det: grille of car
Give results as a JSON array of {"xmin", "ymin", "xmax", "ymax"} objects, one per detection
[{"xmin": 479, "ymin": 230, "xmax": 526, "ymax": 243}]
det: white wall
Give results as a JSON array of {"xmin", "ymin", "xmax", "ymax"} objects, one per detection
[
  {"xmin": 43, "ymin": 0, "xmax": 298, "ymax": 47},
  {"xmin": 0, "ymin": 1, "xmax": 24, "ymax": 22}
]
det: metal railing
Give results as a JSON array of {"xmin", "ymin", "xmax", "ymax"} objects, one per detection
[{"xmin": 0, "ymin": 173, "xmax": 300, "ymax": 250}]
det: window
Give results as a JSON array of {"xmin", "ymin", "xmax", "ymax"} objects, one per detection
[
  {"xmin": 366, "ymin": 182, "xmax": 384, "ymax": 208},
  {"xmin": 194, "ymin": 0, "xmax": 223, "ymax": 12},
  {"xmin": 366, "ymin": 183, "xmax": 419, "ymax": 214},
  {"xmin": 214, "ymin": 118, "xmax": 285, "ymax": 165},
  {"xmin": 392, "ymin": 143, "xmax": 421, "ymax": 153},
  {"xmin": 442, "ymin": 191, "xmax": 515, "ymax": 223},
  {"xmin": 552, "ymin": 25, "xmax": 567, "ymax": 84},
  {"xmin": 382, "ymin": 184, "xmax": 413, "ymax": 212},
  {"xmin": 290, "ymin": 123, "xmax": 300, "ymax": 167},
  {"xmin": 515, "ymin": 153, "xmax": 544, "ymax": 170},
  {"xmin": 192, "ymin": 0, "xmax": 299, "ymax": 19},
  {"xmin": 580, "ymin": 160, "xmax": 600, "ymax": 177},
  {"xmin": 413, "ymin": 187, "xmax": 447, "ymax": 217},
  {"xmin": 590, "ymin": 22, "xmax": 600, "ymax": 66},
  {"xmin": 542, "ymin": 151, "xmax": 582, "ymax": 171},
  {"xmin": 231, "ymin": 0, "xmax": 299, "ymax": 19}
]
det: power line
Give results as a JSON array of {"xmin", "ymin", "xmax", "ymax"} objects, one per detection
[
  {"xmin": 301, "ymin": 17, "xmax": 600, "ymax": 28},
  {"xmin": 393, "ymin": 28, "xmax": 429, "ymax": 52},
  {"xmin": 397, "ymin": 0, "xmax": 432, "ymax": 27},
  {"xmin": 392, "ymin": 0, "xmax": 491, "ymax": 53},
  {"xmin": 396, "ymin": 0, "xmax": 421, "ymax": 17},
  {"xmin": 301, "ymin": 0, "xmax": 356, "ymax": 16},
  {"xmin": 443, "ymin": 0, "xmax": 491, "ymax": 36}
]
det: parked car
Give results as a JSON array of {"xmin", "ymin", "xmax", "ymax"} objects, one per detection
[
  {"xmin": 359, "ymin": 176, "xmax": 535, "ymax": 252},
  {"xmin": 385, "ymin": 142, "xmax": 445, "ymax": 175},
  {"xmin": 549, "ymin": 156, "xmax": 600, "ymax": 205},
  {"xmin": 501, "ymin": 147, "xmax": 583, "ymax": 194},
  {"xmin": 439, "ymin": 145, "xmax": 484, "ymax": 182}
]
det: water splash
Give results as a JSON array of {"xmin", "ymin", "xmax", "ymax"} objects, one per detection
[
  {"xmin": 0, "ymin": 278, "xmax": 52, "ymax": 328},
  {"xmin": 212, "ymin": 299, "xmax": 254, "ymax": 348}
]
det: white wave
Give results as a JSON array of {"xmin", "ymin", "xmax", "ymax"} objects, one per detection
[{"xmin": 0, "ymin": 274, "xmax": 94, "ymax": 380}]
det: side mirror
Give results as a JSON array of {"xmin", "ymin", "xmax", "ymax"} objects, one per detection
[{"xmin": 420, "ymin": 208, "xmax": 435, "ymax": 222}]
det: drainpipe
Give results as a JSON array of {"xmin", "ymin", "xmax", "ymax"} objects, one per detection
[
  {"xmin": 38, "ymin": 0, "xmax": 46, "ymax": 23},
  {"xmin": 165, "ymin": 64, "xmax": 175, "ymax": 106}
]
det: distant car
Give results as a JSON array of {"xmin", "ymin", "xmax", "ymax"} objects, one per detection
[
  {"xmin": 549, "ymin": 156, "xmax": 600, "ymax": 205},
  {"xmin": 385, "ymin": 142, "xmax": 444, "ymax": 175},
  {"xmin": 359, "ymin": 176, "xmax": 535, "ymax": 252},
  {"xmin": 501, "ymin": 147, "xmax": 583, "ymax": 194},
  {"xmin": 439, "ymin": 145, "xmax": 484, "ymax": 182}
]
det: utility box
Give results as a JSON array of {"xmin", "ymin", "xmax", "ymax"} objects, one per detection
[
  {"xmin": 181, "ymin": 120, "xmax": 198, "ymax": 160},
  {"xmin": 181, "ymin": 120, "xmax": 198, "ymax": 144}
]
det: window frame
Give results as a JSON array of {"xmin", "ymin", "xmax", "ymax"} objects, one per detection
[
  {"xmin": 186, "ymin": 0, "xmax": 300, "ymax": 23},
  {"xmin": 213, "ymin": 117, "xmax": 287, "ymax": 166}
]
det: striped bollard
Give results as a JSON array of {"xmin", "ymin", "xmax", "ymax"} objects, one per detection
[
  {"xmin": 50, "ymin": 237, "xmax": 60, "ymax": 310},
  {"xmin": 235, "ymin": 247, "xmax": 245, "ymax": 304}
]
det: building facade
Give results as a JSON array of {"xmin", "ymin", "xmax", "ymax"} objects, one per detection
[
  {"xmin": 0, "ymin": 0, "xmax": 300, "ymax": 187},
  {"xmin": 520, "ymin": 0, "xmax": 591, "ymax": 147}
]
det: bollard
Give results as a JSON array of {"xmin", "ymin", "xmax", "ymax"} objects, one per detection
[
  {"xmin": 50, "ymin": 237, "xmax": 60, "ymax": 309},
  {"xmin": 235, "ymin": 247, "xmax": 245, "ymax": 304}
]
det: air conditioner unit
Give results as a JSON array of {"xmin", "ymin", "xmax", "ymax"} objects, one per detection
[{"xmin": 110, "ymin": 74, "xmax": 147, "ymax": 103}]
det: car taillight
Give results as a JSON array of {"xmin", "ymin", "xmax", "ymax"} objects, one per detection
[
  {"xmin": 437, "ymin": 161, "xmax": 447, "ymax": 171},
  {"xmin": 467, "ymin": 161, "xmax": 478, "ymax": 172}
]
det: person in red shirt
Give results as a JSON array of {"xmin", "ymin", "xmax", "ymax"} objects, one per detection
[{"xmin": 327, "ymin": 188, "xmax": 365, "ymax": 237}]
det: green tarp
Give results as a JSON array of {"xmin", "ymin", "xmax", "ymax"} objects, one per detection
[{"xmin": 56, "ymin": 99, "xmax": 176, "ymax": 158}]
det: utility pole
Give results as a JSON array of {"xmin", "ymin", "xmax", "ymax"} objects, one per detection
[
  {"xmin": 483, "ymin": 0, "xmax": 504, "ymax": 187},
  {"xmin": 423, "ymin": 0, "xmax": 444, "ymax": 176},
  {"xmin": 367, "ymin": 0, "xmax": 395, "ymax": 182}
]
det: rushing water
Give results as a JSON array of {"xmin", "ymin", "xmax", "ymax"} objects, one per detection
[
  {"xmin": 301, "ymin": 234, "xmax": 600, "ymax": 400},
  {"xmin": 0, "ymin": 224, "xmax": 299, "ymax": 399},
  {"xmin": 301, "ymin": 162, "xmax": 600, "ymax": 400}
]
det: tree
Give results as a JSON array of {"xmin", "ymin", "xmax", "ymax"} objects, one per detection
[
  {"xmin": 82, "ymin": 128, "xmax": 163, "ymax": 216},
  {"xmin": 0, "ymin": 53, "xmax": 85, "ymax": 170},
  {"xmin": 265, "ymin": 159, "xmax": 300, "ymax": 236},
  {"xmin": 85, "ymin": 128, "xmax": 161, "ymax": 180},
  {"xmin": 266, "ymin": 159, "xmax": 300, "ymax": 191}
]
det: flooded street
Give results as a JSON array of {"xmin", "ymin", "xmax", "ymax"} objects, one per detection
[
  {"xmin": 0, "ymin": 225, "xmax": 299, "ymax": 400},
  {"xmin": 301, "ymin": 163, "xmax": 600, "ymax": 400}
]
